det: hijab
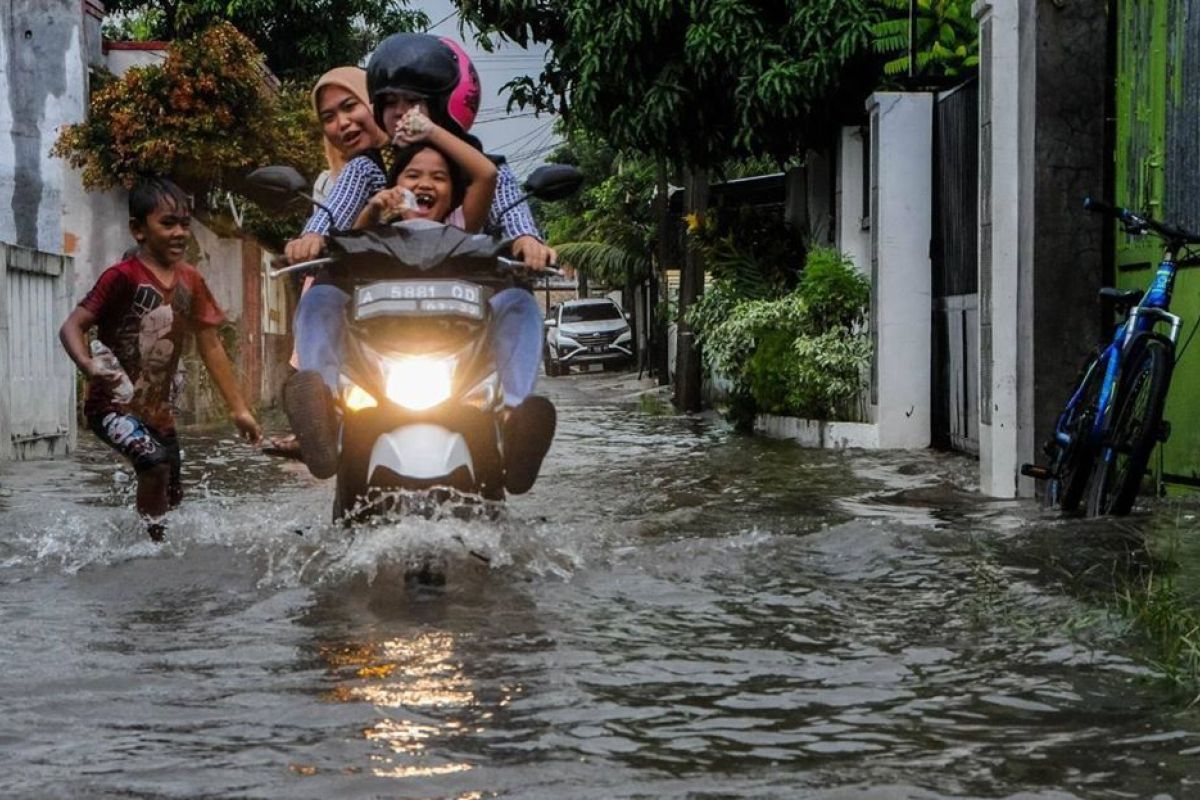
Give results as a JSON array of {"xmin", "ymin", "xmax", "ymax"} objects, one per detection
[{"xmin": 311, "ymin": 67, "xmax": 385, "ymax": 179}]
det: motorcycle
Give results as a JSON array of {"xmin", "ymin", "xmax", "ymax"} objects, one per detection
[{"xmin": 247, "ymin": 164, "xmax": 583, "ymax": 522}]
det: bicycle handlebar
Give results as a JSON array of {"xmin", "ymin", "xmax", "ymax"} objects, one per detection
[{"xmin": 1083, "ymin": 196, "xmax": 1200, "ymax": 245}]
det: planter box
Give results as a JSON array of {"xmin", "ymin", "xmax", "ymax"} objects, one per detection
[{"xmin": 754, "ymin": 414, "xmax": 880, "ymax": 449}]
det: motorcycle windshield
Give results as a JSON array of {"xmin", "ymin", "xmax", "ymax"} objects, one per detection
[{"xmin": 327, "ymin": 221, "xmax": 509, "ymax": 280}]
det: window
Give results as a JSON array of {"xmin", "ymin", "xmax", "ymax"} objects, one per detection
[{"xmin": 561, "ymin": 302, "xmax": 623, "ymax": 324}]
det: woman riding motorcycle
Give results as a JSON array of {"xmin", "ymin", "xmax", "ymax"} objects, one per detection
[{"xmin": 284, "ymin": 34, "xmax": 557, "ymax": 496}]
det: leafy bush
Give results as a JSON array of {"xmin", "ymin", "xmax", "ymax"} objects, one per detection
[
  {"xmin": 56, "ymin": 24, "xmax": 282, "ymax": 189},
  {"xmin": 52, "ymin": 23, "xmax": 324, "ymax": 249},
  {"xmin": 688, "ymin": 246, "xmax": 870, "ymax": 422}
]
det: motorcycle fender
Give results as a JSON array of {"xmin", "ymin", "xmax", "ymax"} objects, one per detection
[{"xmin": 367, "ymin": 423, "xmax": 474, "ymax": 482}]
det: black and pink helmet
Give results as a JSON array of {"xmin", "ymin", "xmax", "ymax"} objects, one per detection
[{"xmin": 366, "ymin": 33, "xmax": 482, "ymax": 136}]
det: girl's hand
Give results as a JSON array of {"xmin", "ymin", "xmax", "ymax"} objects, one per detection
[
  {"xmin": 367, "ymin": 187, "xmax": 416, "ymax": 223},
  {"xmin": 393, "ymin": 108, "xmax": 434, "ymax": 146}
]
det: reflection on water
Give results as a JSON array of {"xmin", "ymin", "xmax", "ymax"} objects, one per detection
[
  {"xmin": 323, "ymin": 631, "xmax": 481, "ymax": 780},
  {"xmin": 3, "ymin": 375, "xmax": 1200, "ymax": 798}
]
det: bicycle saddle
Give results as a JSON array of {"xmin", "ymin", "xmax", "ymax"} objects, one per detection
[{"xmin": 1098, "ymin": 287, "xmax": 1143, "ymax": 307}]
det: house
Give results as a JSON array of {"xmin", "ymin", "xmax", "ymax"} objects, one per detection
[
  {"xmin": 663, "ymin": 1, "xmax": 1127, "ymax": 502},
  {"xmin": 0, "ymin": 0, "xmax": 292, "ymax": 461}
]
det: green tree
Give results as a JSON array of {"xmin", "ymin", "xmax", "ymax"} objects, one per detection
[
  {"xmin": 454, "ymin": 0, "xmax": 880, "ymax": 167},
  {"xmin": 871, "ymin": 0, "xmax": 978, "ymax": 81},
  {"xmin": 537, "ymin": 127, "xmax": 657, "ymax": 287},
  {"xmin": 103, "ymin": 0, "xmax": 428, "ymax": 81},
  {"xmin": 456, "ymin": 0, "xmax": 880, "ymax": 409}
]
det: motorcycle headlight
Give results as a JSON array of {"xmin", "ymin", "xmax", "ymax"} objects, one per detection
[{"xmin": 384, "ymin": 355, "xmax": 456, "ymax": 411}]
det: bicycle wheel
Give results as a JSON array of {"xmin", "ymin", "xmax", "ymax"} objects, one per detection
[
  {"xmin": 1086, "ymin": 333, "xmax": 1173, "ymax": 516},
  {"xmin": 1048, "ymin": 354, "xmax": 1105, "ymax": 512}
]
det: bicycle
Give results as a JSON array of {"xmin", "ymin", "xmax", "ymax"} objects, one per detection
[{"xmin": 1022, "ymin": 198, "xmax": 1200, "ymax": 516}]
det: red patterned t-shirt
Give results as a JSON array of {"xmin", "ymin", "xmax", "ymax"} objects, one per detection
[{"xmin": 80, "ymin": 256, "xmax": 225, "ymax": 434}]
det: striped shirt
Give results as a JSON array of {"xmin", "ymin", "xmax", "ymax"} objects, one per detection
[
  {"xmin": 300, "ymin": 153, "xmax": 543, "ymax": 242},
  {"xmin": 301, "ymin": 155, "xmax": 386, "ymax": 235}
]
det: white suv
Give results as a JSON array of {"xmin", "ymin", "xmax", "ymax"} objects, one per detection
[{"xmin": 543, "ymin": 298, "xmax": 634, "ymax": 376}]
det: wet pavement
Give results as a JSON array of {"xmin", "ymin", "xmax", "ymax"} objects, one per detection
[{"xmin": 2, "ymin": 370, "xmax": 1199, "ymax": 799}]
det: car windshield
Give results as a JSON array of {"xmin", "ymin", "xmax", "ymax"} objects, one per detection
[{"xmin": 562, "ymin": 303, "xmax": 622, "ymax": 324}]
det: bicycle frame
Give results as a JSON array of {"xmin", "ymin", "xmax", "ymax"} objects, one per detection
[{"xmin": 1055, "ymin": 254, "xmax": 1183, "ymax": 456}]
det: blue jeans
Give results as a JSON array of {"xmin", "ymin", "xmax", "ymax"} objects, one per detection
[{"xmin": 294, "ymin": 284, "xmax": 543, "ymax": 408}]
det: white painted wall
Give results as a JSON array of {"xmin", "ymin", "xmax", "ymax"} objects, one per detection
[
  {"xmin": 837, "ymin": 126, "xmax": 871, "ymax": 276},
  {"xmin": 868, "ymin": 92, "xmax": 934, "ymax": 449},
  {"xmin": 975, "ymin": 0, "xmax": 1036, "ymax": 497}
]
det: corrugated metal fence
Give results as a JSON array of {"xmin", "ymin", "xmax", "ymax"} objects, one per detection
[{"xmin": 0, "ymin": 243, "xmax": 76, "ymax": 460}]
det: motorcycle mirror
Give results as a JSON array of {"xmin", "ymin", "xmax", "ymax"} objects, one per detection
[
  {"xmin": 523, "ymin": 164, "xmax": 584, "ymax": 202},
  {"xmin": 247, "ymin": 165, "xmax": 308, "ymax": 196},
  {"xmin": 244, "ymin": 165, "xmax": 339, "ymax": 230}
]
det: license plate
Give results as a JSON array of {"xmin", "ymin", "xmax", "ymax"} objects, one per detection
[
  {"xmin": 354, "ymin": 280, "xmax": 484, "ymax": 321},
  {"xmin": 588, "ymin": 345, "xmax": 606, "ymax": 354}
]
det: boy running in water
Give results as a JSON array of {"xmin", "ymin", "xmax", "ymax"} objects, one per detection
[{"xmin": 60, "ymin": 178, "xmax": 261, "ymax": 537}]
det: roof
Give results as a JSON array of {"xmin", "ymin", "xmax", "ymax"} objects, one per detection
[
  {"xmin": 562, "ymin": 297, "xmax": 619, "ymax": 306},
  {"xmin": 668, "ymin": 172, "xmax": 787, "ymax": 212}
]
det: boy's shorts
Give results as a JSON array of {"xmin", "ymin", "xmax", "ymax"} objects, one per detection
[{"xmin": 89, "ymin": 411, "xmax": 183, "ymax": 505}]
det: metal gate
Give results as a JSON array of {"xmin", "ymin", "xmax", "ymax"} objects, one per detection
[
  {"xmin": 931, "ymin": 79, "xmax": 980, "ymax": 454},
  {"xmin": 0, "ymin": 244, "xmax": 76, "ymax": 460}
]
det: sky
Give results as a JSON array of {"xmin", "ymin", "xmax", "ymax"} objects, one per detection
[{"xmin": 412, "ymin": 0, "xmax": 562, "ymax": 175}]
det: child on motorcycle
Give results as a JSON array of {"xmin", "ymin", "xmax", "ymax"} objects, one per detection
[
  {"xmin": 59, "ymin": 178, "xmax": 261, "ymax": 538},
  {"xmin": 354, "ymin": 105, "xmax": 497, "ymax": 232},
  {"xmin": 285, "ymin": 34, "xmax": 556, "ymax": 495}
]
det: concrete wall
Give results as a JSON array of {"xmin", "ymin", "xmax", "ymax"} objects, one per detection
[
  {"xmin": 868, "ymin": 91, "xmax": 934, "ymax": 449},
  {"xmin": 837, "ymin": 126, "xmax": 871, "ymax": 277},
  {"xmin": 0, "ymin": 0, "xmax": 92, "ymax": 255},
  {"xmin": 1031, "ymin": 1, "xmax": 1109, "ymax": 467},
  {"xmin": 975, "ymin": 0, "xmax": 1035, "ymax": 497},
  {"xmin": 973, "ymin": 0, "xmax": 1107, "ymax": 497}
]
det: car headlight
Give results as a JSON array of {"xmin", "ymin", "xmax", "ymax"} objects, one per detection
[
  {"xmin": 384, "ymin": 355, "xmax": 455, "ymax": 411},
  {"xmin": 343, "ymin": 382, "xmax": 378, "ymax": 411}
]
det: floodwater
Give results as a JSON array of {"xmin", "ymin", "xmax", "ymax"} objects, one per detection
[{"xmin": 2, "ymin": 372, "xmax": 1199, "ymax": 799}]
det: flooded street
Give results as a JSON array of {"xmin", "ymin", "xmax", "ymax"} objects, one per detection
[{"xmin": 2, "ymin": 372, "xmax": 1199, "ymax": 799}]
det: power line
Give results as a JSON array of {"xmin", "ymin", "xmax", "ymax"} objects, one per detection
[
  {"xmin": 472, "ymin": 112, "xmax": 543, "ymax": 124},
  {"xmin": 499, "ymin": 126, "xmax": 558, "ymax": 163},
  {"xmin": 488, "ymin": 119, "xmax": 555, "ymax": 154},
  {"xmin": 421, "ymin": 11, "xmax": 458, "ymax": 32}
]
